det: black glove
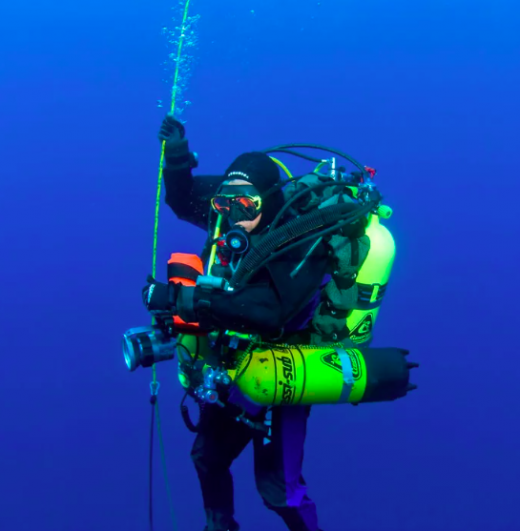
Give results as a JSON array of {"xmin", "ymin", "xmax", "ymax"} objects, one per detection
[
  {"xmin": 158, "ymin": 114, "xmax": 194, "ymax": 170},
  {"xmin": 158, "ymin": 113, "xmax": 186, "ymax": 143},
  {"xmin": 142, "ymin": 275, "xmax": 180, "ymax": 315}
]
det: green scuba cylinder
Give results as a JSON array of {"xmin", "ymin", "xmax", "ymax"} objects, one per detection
[
  {"xmin": 174, "ymin": 333, "xmax": 417, "ymax": 407},
  {"xmin": 346, "ymin": 214, "xmax": 396, "ymax": 345}
]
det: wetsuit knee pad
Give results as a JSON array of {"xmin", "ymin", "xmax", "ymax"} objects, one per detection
[
  {"xmin": 190, "ymin": 448, "xmax": 220, "ymax": 473},
  {"xmin": 256, "ymin": 478, "xmax": 292, "ymax": 509},
  {"xmin": 190, "ymin": 442, "xmax": 236, "ymax": 475}
]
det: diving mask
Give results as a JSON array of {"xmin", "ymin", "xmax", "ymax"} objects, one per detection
[{"xmin": 211, "ymin": 185, "xmax": 262, "ymax": 222}]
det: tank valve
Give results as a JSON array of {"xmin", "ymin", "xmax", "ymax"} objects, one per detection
[
  {"xmin": 377, "ymin": 205, "xmax": 393, "ymax": 219},
  {"xmin": 194, "ymin": 367, "xmax": 232, "ymax": 404},
  {"xmin": 195, "ymin": 387, "xmax": 220, "ymax": 404}
]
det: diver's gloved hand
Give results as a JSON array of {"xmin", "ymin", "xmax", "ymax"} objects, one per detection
[
  {"xmin": 158, "ymin": 113, "xmax": 186, "ymax": 143},
  {"xmin": 158, "ymin": 114, "xmax": 194, "ymax": 170},
  {"xmin": 142, "ymin": 275, "xmax": 180, "ymax": 315}
]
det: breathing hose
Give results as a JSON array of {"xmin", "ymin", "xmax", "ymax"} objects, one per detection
[
  {"xmin": 237, "ymin": 201, "xmax": 376, "ymax": 287},
  {"xmin": 262, "ymin": 143, "xmax": 370, "ymax": 177},
  {"xmin": 229, "ymin": 201, "xmax": 372, "ymax": 289},
  {"xmin": 269, "ymin": 179, "xmax": 353, "ymax": 233}
]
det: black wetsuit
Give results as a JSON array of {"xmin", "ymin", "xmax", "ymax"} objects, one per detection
[
  {"xmin": 164, "ymin": 163, "xmax": 342, "ymax": 531},
  {"xmin": 163, "ymin": 164, "xmax": 332, "ymax": 337}
]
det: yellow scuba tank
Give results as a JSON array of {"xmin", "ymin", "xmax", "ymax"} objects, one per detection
[
  {"xmin": 176, "ymin": 333, "xmax": 415, "ymax": 407},
  {"xmin": 234, "ymin": 344, "xmax": 368, "ymax": 405},
  {"xmin": 346, "ymin": 212, "xmax": 396, "ymax": 345}
]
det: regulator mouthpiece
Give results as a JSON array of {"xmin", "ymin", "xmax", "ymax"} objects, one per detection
[
  {"xmin": 122, "ymin": 326, "xmax": 177, "ymax": 371},
  {"xmin": 225, "ymin": 227, "xmax": 250, "ymax": 254}
]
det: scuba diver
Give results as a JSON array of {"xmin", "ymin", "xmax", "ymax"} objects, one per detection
[
  {"xmin": 134, "ymin": 114, "xmax": 418, "ymax": 531},
  {"xmin": 141, "ymin": 114, "xmax": 365, "ymax": 531}
]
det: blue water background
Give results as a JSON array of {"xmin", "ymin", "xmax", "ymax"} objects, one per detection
[{"xmin": 1, "ymin": 1, "xmax": 519, "ymax": 530}]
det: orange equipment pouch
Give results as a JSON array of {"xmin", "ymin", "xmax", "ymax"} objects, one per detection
[{"xmin": 167, "ymin": 253, "xmax": 205, "ymax": 334}]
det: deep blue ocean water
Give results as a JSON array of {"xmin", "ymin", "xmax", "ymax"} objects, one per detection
[{"xmin": 1, "ymin": 1, "xmax": 519, "ymax": 530}]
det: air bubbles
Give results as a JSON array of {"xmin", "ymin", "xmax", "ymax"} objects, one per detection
[{"xmin": 160, "ymin": 7, "xmax": 201, "ymax": 118}]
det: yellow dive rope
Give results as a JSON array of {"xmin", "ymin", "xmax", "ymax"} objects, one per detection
[
  {"xmin": 151, "ymin": 0, "xmax": 192, "ymax": 382},
  {"xmin": 149, "ymin": 2, "xmax": 193, "ymax": 529}
]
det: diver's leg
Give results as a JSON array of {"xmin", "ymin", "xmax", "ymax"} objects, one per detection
[
  {"xmin": 191, "ymin": 404, "xmax": 252, "ymax": 531},
  {"xmin": 253, "ymin": 405, "xmax": 320, "ymax": 531}
]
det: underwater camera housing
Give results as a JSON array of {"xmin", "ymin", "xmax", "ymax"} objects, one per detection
[{"xmin": 122, "ymin": 322, "xmax": 178, "ymax": 372}]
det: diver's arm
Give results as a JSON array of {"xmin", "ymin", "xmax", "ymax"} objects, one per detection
[
  {"xmin": 163, "ymin": 161, "xmax": 223, "ymax": 231},
  {"xmin": 176, "ymin": 239, "xmax": 332, "ymax": 334},
  {"xmin": 159, "ymin": 113, "xmax": 223, "ymax": 231},
  {"xmin": 177, "ymin": 282, "xmax": 286, "ymax": 335}
]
